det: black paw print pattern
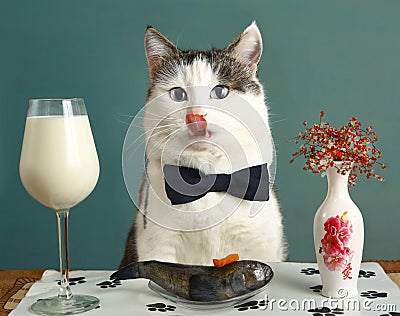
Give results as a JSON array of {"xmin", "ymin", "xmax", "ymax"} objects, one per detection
[
  {"xmin": 358, "ymin": 270, "xmax": 376, "ymax": 278},
  {"xmin": 234, "ymin": 299, "xmax": 268, "ymax": 311},
  {"xmin": 309, "ymin": 285, "xmax": 323, "ymax": 293},
  {"xmin": 360, "ymin": 290, "xmax": 388, "ymax": 299},
  {"xmin": 57, "ymin": 277, "xmax": 86, "ymax": 286},
  {"xmin": 301, "ymin": 267, "xmax": 320, "ymax": 276},
  {"xmin": 146, "ymin": 303, "xmax": 176, "ymax": 312},
  {"xmin": 96, "ymin": 279, "xmax": 122, "ymax": 289},
  {"xmin": 308, "ymin": 307, "xmax": 344, "ymax": 316},
  {"xmin": 380, "ymin": 312, "xmax": 400, "ymax": 316}
]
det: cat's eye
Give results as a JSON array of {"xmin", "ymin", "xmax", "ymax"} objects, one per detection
[
  {"xmin": 169, "ymin": 87, "xmax": 187, "ymax": 102},
  {"xmin": 210, "ymin": 85, "xmax": 229, "ymax": 100}
]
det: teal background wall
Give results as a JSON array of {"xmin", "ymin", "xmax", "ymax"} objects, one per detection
[{"xmin": 1, "ymin": 0, "xmax": 399, "ymax": 270}]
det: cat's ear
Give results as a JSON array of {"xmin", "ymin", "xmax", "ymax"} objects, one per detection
[
  {"xmin": 144, "ymin": 26, "xmax": 178, "ymax": 79},
  {"xmin": 226, "ymin": 22, "xmax": 263, "ymax": 73}
]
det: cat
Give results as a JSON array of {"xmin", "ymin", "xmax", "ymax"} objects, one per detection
[{"xmin": 120, "ymin": 22, "xmax": 287, "ymax": 268}]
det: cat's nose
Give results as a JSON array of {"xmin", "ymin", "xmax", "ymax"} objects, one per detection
[
  {"xmin": 186, "ymin": 113, "xmax": 208, "ymax": 136},
  {"xmin": 187, "ymin": 107, "xmax": 207, "ymax": 117}
]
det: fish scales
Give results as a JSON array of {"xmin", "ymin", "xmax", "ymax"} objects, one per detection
[
  {"xmin": 111, "ymin": 260, "xmax": 273, "ymax": 301},
  {"xmin": 143, "ymin": 261, "xmax": 202, "ymax": 299}
]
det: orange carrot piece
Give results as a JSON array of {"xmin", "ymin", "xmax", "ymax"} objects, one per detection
[{"xmin": 213, "ymin": 253, "xmax": 239, "ymax": 267}]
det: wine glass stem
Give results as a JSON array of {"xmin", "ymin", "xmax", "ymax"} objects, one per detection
[{"xmin": 56, "ymin": 209, "xmax": 73, "ymax": 300}]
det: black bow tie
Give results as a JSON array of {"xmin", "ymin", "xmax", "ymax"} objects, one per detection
[{"xmin": 163, "ymin": 163, "xmax": 269, "ymax": 205}]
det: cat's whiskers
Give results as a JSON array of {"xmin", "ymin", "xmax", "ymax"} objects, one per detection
[
  {"xmin": 128, "ymin": 121, "xmax": 179, "ymax": 130},
  {"xmin": 118, "ymin": 112, "xmax": 176, "ymax": 120},
  {"xmin": 145, "ymin": 127, "xmax": 183, "ymax": 160},
  {"xmin": 125, "ymin": 124, "xmax": 181, "ymax": 152},
  {"xmin": 142, "ymin": 109, "xmax": 177, "ymax": 120},
  {"xmin": 118, "ymin": 110, "xmax": 177, "ymax": 122},
  {"xmin": 127, "ymin": 124, "xmax": 182, "ymax": 158},
  {"xmin": 125, "ymin": 126, "xmax": 180, "ymax": 161},
  {"xmin": 117, "ymin": 113, "xmax": 137, "ymax": 118},
  {"xmin": 115, "ymin": 118, "xmax": 132, "ymax": 126},
  {"xmin": 144, "ymin": 116, "xmax": 177, "ymax": 122},
  {"xmin": 116, "ymin": 113, "xmax": 172, "ymax": 126},
  {"xmin": 118, "ymin": 118, "xmax": 178, "ymax": 131},
  {"xmin": 269, "ymin": 118, "xmax": 287, "ymax": 125}
]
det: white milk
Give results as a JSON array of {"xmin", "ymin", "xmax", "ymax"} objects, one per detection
[{"xmin": 20, "ymin": 115, "xmax": 99, "ymax": 210}]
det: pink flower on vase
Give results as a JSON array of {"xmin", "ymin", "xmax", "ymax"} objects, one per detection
[
  {"xmin": 323, "ymin": 247, "xmax": 354, "ymax": 271},
  {"xmin": 323, "ymin": 252, "xmax": 348, "ymax": 271},
  {"xmin": 343, "ymin": 246, "xmax": 354, "ymax": 261},
  {"xmin": 323, "ymin": 213, "xmax": 353, "ymax": 240},
  {"xmin": 320, "ymin": 211, "xmax": 354, "ymax": 272},
  {"xmin": 321, "ymin": 233, "xmax": 344, "ymax": 255},
  {"xmin": 337, "ymin": 225, "xmax": 353, "ymax": 244},
  {"xmin": 324, "ymin": 216, "xmax": 342, "ymax": 236}
]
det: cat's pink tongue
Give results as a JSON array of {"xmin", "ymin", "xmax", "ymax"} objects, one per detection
[{"xmin": 186, "ymin": 113, "xmax": 208, "ymax": 136}]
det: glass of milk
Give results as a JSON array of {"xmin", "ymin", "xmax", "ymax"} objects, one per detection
[{"xmin": 19, "ymin": 98, "xmax": 100, "ymax": 315}]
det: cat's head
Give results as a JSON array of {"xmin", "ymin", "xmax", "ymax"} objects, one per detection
[{"xmin": 143, "ymin": 22, "xmax": 273, "ymax": 174}]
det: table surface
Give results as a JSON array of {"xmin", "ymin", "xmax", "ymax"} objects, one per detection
[{"xmin": 1, "ymin": 261, "xmax": 399, "ymax": 316}]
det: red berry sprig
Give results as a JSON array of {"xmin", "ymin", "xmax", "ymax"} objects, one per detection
[{"xmin": 289, "ymin": 111, "xmax": 386, "ymax": 186}]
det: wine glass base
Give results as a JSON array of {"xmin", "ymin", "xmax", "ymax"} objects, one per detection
[{"xmin": 29, "ymin": 294, "xmax": 100, "ymax": 315}]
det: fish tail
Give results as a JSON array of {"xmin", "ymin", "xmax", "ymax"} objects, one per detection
[{"xmin": 110, "ymin": 262, "xmax": 144, "ymax": 280}]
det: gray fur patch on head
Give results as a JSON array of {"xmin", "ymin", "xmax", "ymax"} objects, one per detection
[{"xmin": 147, "ymin": 49, "xmax": 262, "ymax": 100}]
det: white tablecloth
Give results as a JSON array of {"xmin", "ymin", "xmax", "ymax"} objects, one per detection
[{"xmin": 10, "ymin": 262, "xmax": 400, "ymax": 315}]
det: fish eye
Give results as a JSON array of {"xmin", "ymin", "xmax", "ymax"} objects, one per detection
[
  {"xmin": 169, "ymin": 87, "xmax": 187, "ymax": 102},
  {"xmin": 210, "ymin": 85, "xmax": 229, "ymax": 100}
]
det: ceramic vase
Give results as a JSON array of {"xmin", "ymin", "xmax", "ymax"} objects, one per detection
[{"xmin": 313, "ymin": 162, "xmax": 364, "ymax": 298}]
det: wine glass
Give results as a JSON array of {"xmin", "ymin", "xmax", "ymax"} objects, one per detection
[{"xmin": 19, "ymin": 98, "xmax": 100, "ymax": 315}]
